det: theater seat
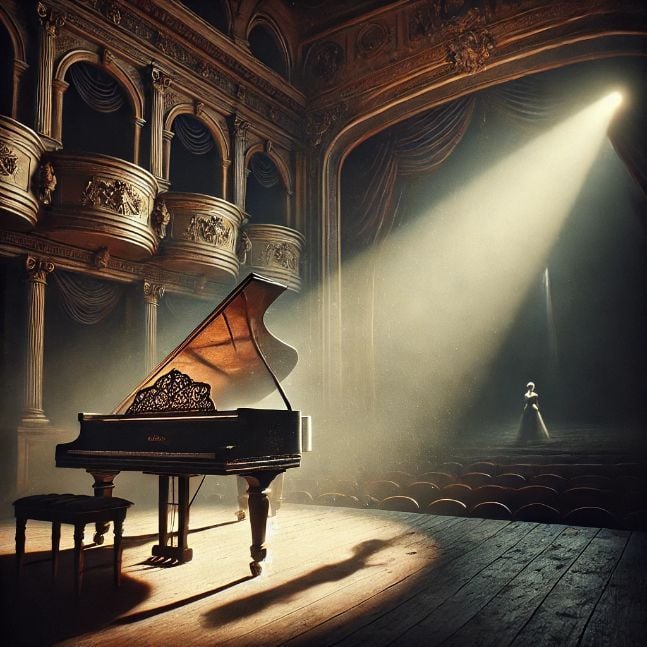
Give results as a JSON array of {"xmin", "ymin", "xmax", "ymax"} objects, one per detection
[
  {"xmin": 470, "ymin": 501, "xmax": 513, "ymax": 520},
  {"xmin": 562, "ymin": 506, "xmax": 620, "ymax": 529},
  {"xmin": 379, "ymin": 496, "xmax": 420, "ymax": 513},
  {"xmin": 513, "ymin": 503, "xmax": 561, "ymax": 523},
  {"xmin": 427, "ymin": 498, "xmax": 468, "ymax": 516}
]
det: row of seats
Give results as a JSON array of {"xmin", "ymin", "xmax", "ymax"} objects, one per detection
[{"xmin": 282, "ymin": 490, "xmax": 646, "ymax": 530}]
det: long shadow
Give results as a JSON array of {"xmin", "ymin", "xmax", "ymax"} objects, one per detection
[
  {"xmin": 202, "ymin": 537, "xmax": 396, "ymax": 627},
  {"xmin": 121, "ymin": 518, "xmax": 241, "ymax": 550},
  {"xmin": 0, "ymin": 548, "xmax": 151, "ymax": 646}
]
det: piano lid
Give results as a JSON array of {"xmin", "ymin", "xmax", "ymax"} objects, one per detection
[{"xmin": 113, "ymin": 273, "xmax": 297, "ymax": 414}]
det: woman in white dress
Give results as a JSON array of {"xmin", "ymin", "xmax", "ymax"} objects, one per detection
[{"xmin": 517, "ymin": 381, "xmax": 550, "ymax": 443}]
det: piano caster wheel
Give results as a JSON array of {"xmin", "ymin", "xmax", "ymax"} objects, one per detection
[
  {"xmin": 236, "ymin": 509, "xmax": 246, "ymax": 522},
  {"xmin": 93, "ymin": 532, "xmax": 105, "ymax": 545},
  {"xmin": 250, "ymin": 561, "xmax": 262, "ymax": 577}
]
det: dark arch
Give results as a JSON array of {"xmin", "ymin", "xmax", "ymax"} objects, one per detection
[
  {"xmin": 248, "ymin": 21, "xmax": 289, "ymax": 80},
  {"xmin": 170, "ymin": 114, "xmax": 222, "ymax": 197},
  {"xmin": 245, "ymin": 152, "xmax": 286, "ymax": 224},
  {"xmin": 0, "ymin": 19, "xmax": 14, "ymax": 116},
  {"xmin": 62, "ymin": 61, "xmax": 134, "ymax": 160},
  {"xmin": 180, "ymin": 0, "xmax": 231, "ymax": 35}
]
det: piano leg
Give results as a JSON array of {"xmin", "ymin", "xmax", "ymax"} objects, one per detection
[
  {"xmin": 243, "ymin": 471, "xmax": 281, "ymax": 577},
  {"xmin": 87, "ymin": 470, "xmax": 119, "ymax": 545},
  {"xmin": 152, "ymin": 475, "xmax": 193, "ymax": 563}
]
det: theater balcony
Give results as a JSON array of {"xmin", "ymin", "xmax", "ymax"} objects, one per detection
[
  {"xmin": 0, "ymin": 116, "xmax": 45, "ymax": 231},
  {"xmin": 240, "ymin": 224, "xmax": 304, "ymax": 291},
  {"xmin": 153, "ymin": 192, "xmax": 245, "ymax": 283},
  {"xmin": 38, "ymin": 152, "xmax": 159, "ymax": 260}
]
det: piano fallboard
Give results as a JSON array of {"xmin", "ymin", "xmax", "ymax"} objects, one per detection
[{"xmin": 55, "ymin": 408, "xmax": 303, "ymax": 475}]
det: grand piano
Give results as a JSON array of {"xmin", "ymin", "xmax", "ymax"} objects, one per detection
[{"xmin": 56, "ymin": 273, "xmax": 312, "ymax": 576}]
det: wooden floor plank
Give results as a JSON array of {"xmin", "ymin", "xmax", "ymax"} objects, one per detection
[
  {"xmin": 285, "ymin": 519, "xmax": 519, "ymax": 647},
  {"xmin": 391, "ymin": 523, "xmax": 568, "ymax": 646},
  {"xmin": 508, "ymin": 528, "xmax": 630, "ymax": 647},
  {"xmin": 0, "ymin": 505, "xmax": 644, "ymax": 647},
  {"xmin": 440, "ymin": 525, "xmax": 600, "ymax": 647},
  {"xmin": 578, "ymin": 531, "xmax": 647, "ymax": 647}
]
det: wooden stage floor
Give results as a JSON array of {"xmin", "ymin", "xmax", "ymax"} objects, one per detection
[{"xmin": 1, "ymin": 503, "xmax": 645, "ymax": 646}]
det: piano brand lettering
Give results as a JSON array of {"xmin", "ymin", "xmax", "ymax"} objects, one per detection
[{"xmin": 147, "ymin": 434, "xmax": 167, "ymax": 442}]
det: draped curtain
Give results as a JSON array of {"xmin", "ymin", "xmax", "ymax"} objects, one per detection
[
  {"xmin": 250, "ymin": 153, "xmax": 280, "ymax": 188},
  {"xmin": 68, "ymin": 62, "xmax": 125, "ymax": 113},
  {"xmin": 52, "ymin": 271, "xmax": 124, "ymax": 325},
  {"xmin": 173, "ymin": 115, "xmax": 215, "ymax": 155}
]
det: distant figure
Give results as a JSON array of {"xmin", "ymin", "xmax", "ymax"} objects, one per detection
[{"xmin": 517, "ymin": 381, "xmax": 550, "ymax": 443}]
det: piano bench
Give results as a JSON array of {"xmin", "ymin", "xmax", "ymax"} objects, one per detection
[{"xmin": 13, "ymin": 494, "xmax": 133, "ymax": 597}]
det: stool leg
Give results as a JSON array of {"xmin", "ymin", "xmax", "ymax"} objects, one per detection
[
  {"xmin": 15, "ymin": 516, "xmax": 27, "ymax": 579},
  {"xmin": 51, "ymin": 521, "xmax": 61, "ymax": 582},
  {"xmin": 113, "ymin": 515, "xmax": 124, "ymax": 587},
  {"xmin": 73, "ymin": 523, "xmax": 85, "ymax": 597}
]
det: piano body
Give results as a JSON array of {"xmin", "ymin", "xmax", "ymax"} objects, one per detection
[{"xmin": 56, "ymin": 273, "xmax": 311, "ymax": 575}]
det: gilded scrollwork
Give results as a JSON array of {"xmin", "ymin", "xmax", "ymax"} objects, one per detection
[
  {"xmin": 183, "ymin": 215, "xmax": 234, "ymax": 248},
  {"xmin": 264, "ymin": 241, "xmax": 299, "ymax": 272},
  {"xmin": 0, "ymin": 142, "xmax": 19, "ymax": 179},
  {"xmin": 80, "ymin": 176, "xmax": 144, "ymax": 217},
  {"xmin": 306, "ymin": 103, "xmax": 347, "ymax": 148},
  {"xmin": 39, "ymin": 161, "xmax": 57, "ymax": 205},
  {"xmin": 445, "ymin": 8, "xmax": 495, "ymax": 73}
]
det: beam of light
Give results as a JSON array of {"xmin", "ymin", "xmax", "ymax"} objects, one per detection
[{"xmin": 222, "ymin": 91, "xmax": 624, "ymax": 470}]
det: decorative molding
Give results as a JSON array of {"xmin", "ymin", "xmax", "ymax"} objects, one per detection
[
  {"xmin": 306, "ymin": 41, "xmax": 344, "ymax": 84},
  {"xmin": 356, "ymin": 22, "xmax": 390, "ymax": 59},
  {"xmin": 306, "ymin": 103, "xmax": 347, "ymax": 148},
  {"xmin": 93, "ymin": 246, "xmax": 110, "ymax": 269},
  {"xmin": 152, "ymin": 198, "xmax": 171, "ymax": 239},
  {"xmin": 445, "ymin": 8, "xmax": 495, "ymax": 73},
  {"xmin": 38, "ymin": 161, "xmax": 57, "ymax": 205},
  {"xmin": 0, "ymin": 141, "xmax": 19, "ymax": 179},
  {"xmin": 80, "ymin": 176, "xmax": 144, "ymax": 217},
  {"xmin": 183, "ymin": 214, "xmax": 235, "ymax": 249},
  {"xmin": 264, "ymin": 241, "xmax": 299, "ymax": 272}
]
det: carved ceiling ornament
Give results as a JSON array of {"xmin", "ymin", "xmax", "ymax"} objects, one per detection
[
  {"xmin": 356, "ymin": 22, "xmax": 390, "ymax": 59},
  {"xmin": 0, "ymin": 142, "xmax": 19, "ymax": 179},
  {"xmin": 307, "ymin": 41, "xmax": 344, "ymax": 83},
  {"xmin": 104, "ymin": 0, "xmax": 122, "ymax": 26},
  {"xmin": 183, "ymin": 214, "xmax": 234, "ymax": 249},
  {"xmin": 445, "ymin": 7, "xmax": 495, "ymax": 73},
  {"xmin": 80, "ymin": 175, "xmax": 144, "ymax": 217},
  {"xmin": 264, "ymin": 241, "xmax": 298, "ymax": 272},
  {"xmin": 306, "ymin": 102, "xmax": 347, "ymax": 149},
  {"xmin": 93, "ymin": 246, "xmax": 110, "ymax": 269}
]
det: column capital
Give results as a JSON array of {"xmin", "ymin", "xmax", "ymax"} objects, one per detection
[
  {"xmin": 144, "ymin": 280, "xmax": 165, "ymax": 304},
  {"xmin": 37, "ymin": 2, "xmax": 66, "ymax": 36},
  {"xmin": 25, "ymin": 255, "xmax": 54, "ymax": 282},
  {"xmin": 151, "ymin": 65, "xmax": 172, "ymax": 93},
  {"xmin": 228, "ymin": 114, "xmax": 251, "ymax": 140}
]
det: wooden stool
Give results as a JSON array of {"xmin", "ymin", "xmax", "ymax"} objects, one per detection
[{"xmin": 13, "ymin": 494, "xmax": 133, "ymax": 596}]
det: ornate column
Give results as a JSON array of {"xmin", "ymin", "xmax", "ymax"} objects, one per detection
[
  {"xmin": 133, "ymin": 117, "xmax": 146, "ymax": 166},
  {"xmin": 228, "ymin": 115, "xmax": 250, "ymax": 209},
  {"xmin": 35, "ymin": 2, "xmax": 65, "ymax": 138},
  {"xmin": 222, "ymin": 158, "xmax": 232, "ymax": 203},
  {"xmin": 12, "ymin": 60, "xmax": 29, "ymax": 120},
  {"xmin": 150, "ymin": 66, "xmax": 171, "ymax": 181},
  {"xmin": 22, "ymin": 255, "xmax": 55, "ymax": 425},
  {"xmin": 51, "ymin": 78, "xmax": 69, "ymax": 143},
  {"xmin": 162, "ymin": 128, "xmax": 174, "ymax": 181},
  {"xmin": 143, "ymin": 280, "xmax": 164, "ymax": 374}
]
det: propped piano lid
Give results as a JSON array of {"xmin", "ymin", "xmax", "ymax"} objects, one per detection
[{"xmin": 113, "ymin": 273, "xmax": 297, "ymax": 414}]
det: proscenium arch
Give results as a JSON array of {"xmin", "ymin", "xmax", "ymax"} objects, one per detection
[
  {"xmin": 314, "ymin": 37, "xmax": 647, "ymax": 405},
  {"xmin": 52, "ymin": 50, "xmax": 144, "ymax": 147},
  {"xmin": 246, "ymin": 14, "xmax": 292, "ymax": 80},
  {"xmin": 165, "ymin": 105, "xmax": 228, "ymax": 197}
]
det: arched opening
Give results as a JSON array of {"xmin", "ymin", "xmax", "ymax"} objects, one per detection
[
  {"xmin": 338, "ymin": 56, "xmax": 647, "ymax": 457},
  {"xmin": 248, "ymin": 22, "xmax": 289, "ymax": 80},
  {"xmin": 0, "ymin": 19, "xmax": 14, "ymax": 116},
  {"xmin": 245, "ymin": 152, "xmax": 286, "ymax": 224},
  {"xmin": 169, "ymin": 114, "xmax": 222, "ymax": 197},
  {"xmin": 62, "ymin": 61, "xmax": 134, "ymax": 160},
  {"xmin": 180, "ymin": 0, "xmax": 230, "ymax": 34}
]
